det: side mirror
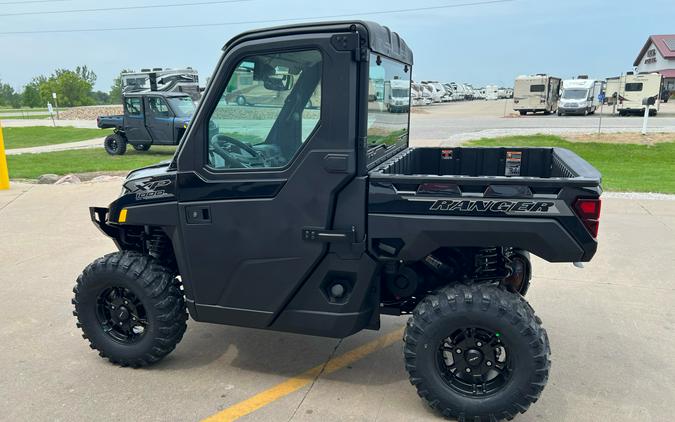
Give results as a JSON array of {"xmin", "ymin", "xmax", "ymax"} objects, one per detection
[{"xmin": 264, "ymin": 75, "xmax": 291, "ymax": 91}]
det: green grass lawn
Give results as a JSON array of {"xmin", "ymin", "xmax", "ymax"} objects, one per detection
[
  {"xmin": 1, "ymin": 126, "xmax": 109, "ymax": 149},
  {"xmin": 467, "ymin": 135, "xmax": 675, "ymax": 193},
  {"xmin": 7, "ymin": 147, "xmax": 176, "ymax": 179}
]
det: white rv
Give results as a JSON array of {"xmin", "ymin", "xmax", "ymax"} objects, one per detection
[
  {"xmin": 513, "ymin": 74, "xmax": 561, "ymax": 115},
  {"xmin": 558, "ymin": 78, "xmax": 604, "ymax": 116},
  {"xmin": 421, "ymin": 81, "xmax": 445, "ymax": 103},
  {"xmin": 605, "ymin": 73, "xmax": 663, "ymax": 116},
  {"xmin": 410, "ymin": 82, "xmax": 423, "ymax": 106},
  {"xmin": 384, "ymin": 79, "xmax": 411, "ymax": 112},
  {"xmin": 121, "ymin": 68, "xmax": 201, "ymax": 100},
  {"xmin": 485, "ymin": 85, "xmax": 499, "ymax": 100}
]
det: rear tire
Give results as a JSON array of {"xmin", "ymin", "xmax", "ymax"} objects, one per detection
[
  {"xmin": 236, "ymin": 95, "xmax": 247, "ymax": 106},
  {"xmin": 72, "ymin": 251, "xmax": 188, "ymax": 367},
  {"xmin": 132, "ymin": 144, "xmax": 151, "ymax": 152},
  {"xmin": 519, "ymin": 110, "xmax": 526, "ymax": 116},
  {"xmin": 104, "ymin": 133, "xmax": 127, "ymax": 155},
  {"xmin": 404, "ymin": 284, "xmax": 550, "ymax": 421}
]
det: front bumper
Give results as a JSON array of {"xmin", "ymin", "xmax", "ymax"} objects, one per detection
[
  {"xmin": 559, "ymin": 107, "xmax": 586, "ymax": 114},
  {"xmin": 90, "ymin": 207, "xmax": 121, "ymax": 248}
]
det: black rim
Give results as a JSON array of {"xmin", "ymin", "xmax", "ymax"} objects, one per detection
[
  {"xmin": 437, "ymin": 327, "xmax": 512, "ymax": 396},
  {"xmin": 96, "ymin": 287, "xmax": 148, "ymax": 344},
  {"xmin": 106, "ymin": 138, "xmax": 118, "ymax": 152}
]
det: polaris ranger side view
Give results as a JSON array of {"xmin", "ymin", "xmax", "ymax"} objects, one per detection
[
  {"xmin": 74, "ymin": 21, "xmax": 602, "ymax": 421},
  {"xmin": 97, "ymin": 92, "xmax": 195, "ymax": 155}
]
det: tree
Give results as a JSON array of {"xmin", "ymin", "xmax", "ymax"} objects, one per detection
[
  {"xmin": 109, "ymin": 69, "xmax": 133, "ymax": 104},
  {"xmin": 0, "ymin": 81, "xmax": 21, "ymax": 108},
  {"xmin": 38, "ymin": 68, "xmax": 95, "ymax": 107},
  {"xmin": 90, "ymin": 90, "xmax": 110, "ymax": 104},
  {"xmin": 76, "ymin": 65, "xmax": 97, "ymax": 86},
  {"xmin": 22, "ymin": 82, "xmax": 42, "ymax": 108}
]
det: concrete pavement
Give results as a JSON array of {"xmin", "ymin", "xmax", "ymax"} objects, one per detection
[
  {"xmin": 5, "ymin": 137, "xmax": 105, "ymax": 155},
  {"xmin": 0, "ymin": 181, "xmax": 674, "ymax": 421}
]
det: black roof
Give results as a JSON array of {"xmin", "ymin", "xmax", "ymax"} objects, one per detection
[{"xmin": 224, "ymin": 20, "xmax": 413, "ymax": 65}]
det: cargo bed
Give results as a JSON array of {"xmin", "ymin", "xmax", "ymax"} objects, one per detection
[
  {"xmin": 367, "ymin": 147, "xmax": 602, "ymax": 262},
  {"xmin": 370, "ymin": 146, "xmax": 601, "ymax": 186}
]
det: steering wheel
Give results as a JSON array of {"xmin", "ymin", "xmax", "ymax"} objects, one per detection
[{"xmin": 210, "ymin": 134, "xmax": 261, "ymax": 168}]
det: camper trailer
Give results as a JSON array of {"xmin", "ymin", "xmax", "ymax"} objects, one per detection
[
  {"xmin": 558, "ymin": 78, "xmax": 604, "ymax": 116},
  {"xmin": 384, "ymin": 79, "xmax": 411, "ymax": 112},
  {"xmin": 605, "ymin": 73, "xmax": 663, "ymax": 116},
  {"xmin": 513, "ymin": 74, "xmax": 561, "ymax": 115},
  {"xmin": 121, "ymin": 68, "xmax": 201, "ymax": 101},
  {"xmin": 485, "ymin": 85, "xmax": 499, "ymax": 100}
]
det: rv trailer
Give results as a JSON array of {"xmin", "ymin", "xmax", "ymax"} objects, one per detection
[
  {"xmin": 605, "ymin": 73, "xmax": 663, "ymax": 116},
  {"xmin": 485, "ymin": 85, "xmax": 499, "ymax": 100},
  {"xmin": 513, "ymin": 74, "xmax": 561, "ymax": 115},
  {"xmin": 558, "ymin": 78, "xmax": 605, "ymax": 116},
  {"xmin": 121, "ymin": 68, "xmax": 201, "ymax": 101}
]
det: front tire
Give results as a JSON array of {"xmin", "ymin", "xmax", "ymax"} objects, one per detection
[
  {"xmin": 72, "ymin": 251, "xmax": 188, "ymax": 367},
  {"xmin": 104, "ymin": 133, "xmax": 127, "ymax": 155},
  {"xmin": 404, "ymin": 284, "xmax": 550, "ymax": 421}
]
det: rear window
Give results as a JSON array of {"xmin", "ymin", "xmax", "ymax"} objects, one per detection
[
  {"xmin": 367, "ymin": 54, "xmax": 410, "ymax": 152},
  {"xmin": 625, "ymin": 83, "xmax": 643, "ymax": 92},
  {"xmin": 124, "ymin": 97, "xmax": 142, "ymax": 116},
  {"xmin": 530, "ymin": 84, "xmax": 545, "ymax": 92}
]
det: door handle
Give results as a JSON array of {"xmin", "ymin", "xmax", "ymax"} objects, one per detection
[
  {"xmin": 323, "ymin": 154, "xmax": 349, "ymax": 173},
  {"xmin": 186, "ymin": 206, "xmax": 211, "ymax": 224}
]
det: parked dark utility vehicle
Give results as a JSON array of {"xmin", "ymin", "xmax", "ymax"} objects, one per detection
[
  {"xmin": 74, "ymin": 21, "xmax": 602, "ymax": 421},
  {"xmin": 97, "ymin": 92, "xmax": 195, "ymax": 155}
]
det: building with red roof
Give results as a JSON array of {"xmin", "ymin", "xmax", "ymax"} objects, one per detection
[{"xmin": 634, "ymin": 35, "xmax": 675, "ymax": 96}]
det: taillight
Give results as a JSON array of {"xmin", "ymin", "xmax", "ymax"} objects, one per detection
[{"xmin": 574, "ymin": 198, "xmax": 601, "ymax": 237}]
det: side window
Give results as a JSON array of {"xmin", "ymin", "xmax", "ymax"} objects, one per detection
[
  {"xmin": 206, "ymin": 49, "xmax": 322, "ymax": 170},
  {"xmin": 125, "ymin": 97, "xmax": 142, "ymax": 116},
  {"xmin": 625, "ymin": 83, "xmax": 643, "ymax": 92},
  {"xmin": 148, "ymin": 97, "xmax": 171, "ymax": 117},
  {"xmin": 530, "ymin": 84, "xmax": 545, "ymax": 93}
]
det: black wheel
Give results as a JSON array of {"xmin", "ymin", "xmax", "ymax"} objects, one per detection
[
  {"xmin": 649, "ymin": 109, "xmax": 657, "ymax": 117},
  {"xmin": 557, "ymin": 110, "xmax": 563, "ymax": 116},
  {"xmin": 236, "ymin": 95, "xmax": 247, "ymax": 106},
  {"xmin": 132, "ymin": 144, "xmax": 151, "ymax": 152},
  {"xmin": 543, "ymin": 110, "xmax": 551, "ymax": 115},
  {"xmin": 518, "ymin": 110, "xmax": 526, "ymax": 116},
  {"xmin": 72, "ymin": 251, "xmax": 188, "ymax": 367},
  {"xmin": 404, "ymin": 284, "xmax": 550, "ymax": 421},
  {"xmin": 104, "ymin": 133, "xmax": 127, "ymax": 155}
]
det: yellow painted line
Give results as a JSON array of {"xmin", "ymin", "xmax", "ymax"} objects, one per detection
[
  {"xmin": 203, "ymin": 327, "xmax": 405, "ymax": 422},
  {"xmin": 0, "ymin": 121, "xmax": 9, "ymax": 190}
]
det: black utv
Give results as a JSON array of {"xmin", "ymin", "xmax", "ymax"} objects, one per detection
[
  {"xmin": 74, "ymin": 21, "xmax": 602, "ymax": 421},
  {"xmin": 97, "ymin": 92, "xmax": 195, "ymax": 155}
]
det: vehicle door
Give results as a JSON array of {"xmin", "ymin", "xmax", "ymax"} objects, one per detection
[
  {"xmin": 175, "ymin": 34, "xmax": 360, "ymax": 327},
  {"xmin": 145, "ymin": 96, "xmax": 175, "ymax": 144},
  {"xmin": 123, "ymin": 96, "xmax": 151, "ymax": 142}
]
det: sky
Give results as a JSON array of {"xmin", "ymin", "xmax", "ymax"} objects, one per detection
[{"xmin": 1, "ymin": 0, "xmax": 674, "ymax": 93}]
